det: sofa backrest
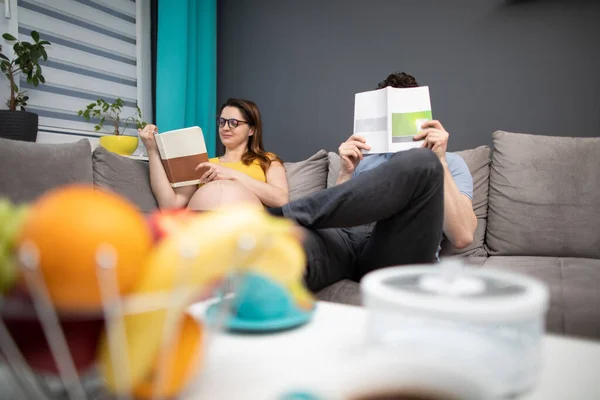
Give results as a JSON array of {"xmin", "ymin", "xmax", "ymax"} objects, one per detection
[
  {"xmin": 5, "ymin": 133, "xmax": 598, "ymax": 260},
  {"xmin": 486, "ymin": 131, "xmax": 600, "ymax": 259},
  {"xmin": 0, "ymin": 138, "xmax": 94, "ymax": 204}
]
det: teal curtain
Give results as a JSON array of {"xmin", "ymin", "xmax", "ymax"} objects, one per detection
[{"xmin": 156, "ymin": 0, "xmax": 217, "ymax": 157}]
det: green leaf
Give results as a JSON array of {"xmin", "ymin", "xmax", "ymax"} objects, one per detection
[
  {"xmin": 39, "ymin": 40, "xmax": 51, "ymax": 46},
  {"xmin": 2, "ymin": 33, "xmax": 17, "ymax": 41},
  {"xmin": 77, "ymin": 110, "xmax": 82, "ymax": 116},
  {"xmin": 32, "ymin": 76, "xmax": 39, "ymax": 86},
  {"xmin": 39, "ymin": 75, "xmax": 45, "ymax": 84},
  {"xmin": 41, "ymin": 49, "xmax": 48, "ymax": 61},
  {"xmin": 31, "ymin": 31, "xmax": 40, "ymax": 43},
  {"xmin": 94, "ymin": 125, "xmax": 101, "ymax": 131},
  {"xmin": 0, "ymin": 54, "xmax": 8, "ymax": 61},
  {"xmin": 22, "ymin": 96, "xmax": 29, "ymax": 101}
]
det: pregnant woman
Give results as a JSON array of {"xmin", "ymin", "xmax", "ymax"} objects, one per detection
[{"xmin": 139, "ymin": 98, "xmax": 289, "ymax": 211}]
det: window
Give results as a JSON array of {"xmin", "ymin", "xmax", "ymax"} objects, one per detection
[{"xmin": 0, "ymin": 0, "xmax": 151, "ymax": 149}]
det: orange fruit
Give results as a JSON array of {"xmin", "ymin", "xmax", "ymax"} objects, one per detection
[
  {"xmin": 132, "ymin": 313, "xmax": 204, "ymax": 399},
  {"xmin": 17, "ymin": 184, "xmax": 152, "ymax": 313}
]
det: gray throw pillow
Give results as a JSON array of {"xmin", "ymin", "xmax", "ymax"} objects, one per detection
[
  {"xmin": 0, "ymin": 138, "xmax": 93, "ymax": 204},
  {"xmin": 92, "ymin": 147, "xmax": 158, "ymax": 213},
  {"xmin": 486, "ymin": 131, "xmax": 600, "ymax": 258},
  {"xmin": 327, "ymin": 152, "xmax": 341, "ymax": 188},
  {"xmin": 284, "ymin": 150, "xmax": 329, "ymax": 201},
  {"xmin": 440, "ymin": 146, "xmax": 492, "ymax": 258}
]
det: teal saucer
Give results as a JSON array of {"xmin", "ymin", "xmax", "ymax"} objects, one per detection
[{"xmin": 205, "ymin": 301, "xmax": 315, "ymax": 332}]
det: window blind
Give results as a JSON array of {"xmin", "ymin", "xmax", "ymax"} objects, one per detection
[{"xmin": 16, "ymin": 0, "xmax": 149, "ymax": 136}]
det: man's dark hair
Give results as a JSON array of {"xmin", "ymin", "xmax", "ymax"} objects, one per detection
[{"xmin": 376, "ymin": 72, "xmax": 419, "ymax": 89}]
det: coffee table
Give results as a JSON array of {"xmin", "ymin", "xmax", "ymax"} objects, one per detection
[{"xmin": 186, "ymin": 301, "xmax": 600, "ymax": 399}]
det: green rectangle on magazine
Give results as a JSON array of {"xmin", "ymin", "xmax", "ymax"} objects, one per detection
[{"xmin": 391, "ymin": 111, "xmax": 433, "ymax": 137}]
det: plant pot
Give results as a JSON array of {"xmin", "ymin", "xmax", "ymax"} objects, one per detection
[
  {"xmin": 0, "ymin": 110, "xmax": 39, "ymax": 142},
  {"xmin": 99, "ymin": 135, "xmax": 139, "ymax": 156}
]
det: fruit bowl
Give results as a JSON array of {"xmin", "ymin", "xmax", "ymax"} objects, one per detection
[{"xmin": 0, "ymin": 187, "xmax": 313, "ymax": 399}]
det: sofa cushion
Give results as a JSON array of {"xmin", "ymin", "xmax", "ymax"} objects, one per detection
[
  {"xmin": 284, "ymin": 149, "xmax": 329, "ymax": 201},
  {"xmin": 327, "ymin": 152, "xmax": 341, "ymax": 188},
  {"xmin": 482, "ymin": 256, "xmax": 600, "ymax": 340},
  {"xmin": 486, "ymin": 131, "xmax": 600, "ymax": 258},
  {"xmin": 316, "ymin": 279, "xmax": 361, "ymax": 306},
  {"xmin": 92, "ymin": 147, "xmax": 158, "ymax": 213},
  {"xmin": 0, "ymin": 138, "xmax": 93, "ymax": 204},
  {"xmin": 440, "ymin": 146, "xmax": 491, "ymax": 258}
]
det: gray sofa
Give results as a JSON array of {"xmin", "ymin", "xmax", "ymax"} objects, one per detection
[{"xmin": 1, "ymin": 130, "xmax": 599, "ymax": 340}]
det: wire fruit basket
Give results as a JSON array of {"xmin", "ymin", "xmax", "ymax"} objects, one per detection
[{"xmin": 0, "ymin": 230, "xmax": 298, "ymax": 400}]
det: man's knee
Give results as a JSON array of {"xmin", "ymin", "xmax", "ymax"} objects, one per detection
[{"xmin": 388, "ymin": 148, "xmax": 443, "ymax": 180}]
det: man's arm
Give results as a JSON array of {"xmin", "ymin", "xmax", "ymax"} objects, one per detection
[
  {"xmin": 415, "ymin": 120, "xmax": 477, "ymax": 249},
  {"xmin": 441, "ymin": 160, "xmax": 477, "ymax": 249}
]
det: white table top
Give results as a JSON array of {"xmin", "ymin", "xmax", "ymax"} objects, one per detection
[{"xmin": 186, "ymin": 301, "xmax": 600, "ymax": 400}]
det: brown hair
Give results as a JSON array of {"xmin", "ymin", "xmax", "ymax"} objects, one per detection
[
  {"xmin": 218, "ymin": 98, "xmax": 282, "ymax": 173},
  {"xmin": 376, "ymin": 72, "xmax": 419, "ymax": 89}
]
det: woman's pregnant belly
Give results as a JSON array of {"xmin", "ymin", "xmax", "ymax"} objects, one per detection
[{"xmin": 187, "ymin": 180, "xmax": 262, "ymax": 211}]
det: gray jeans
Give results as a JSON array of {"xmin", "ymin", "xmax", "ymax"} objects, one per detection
[{"xmin": 278, "ymin": 148, "xmax": 444, "ymax": 292}]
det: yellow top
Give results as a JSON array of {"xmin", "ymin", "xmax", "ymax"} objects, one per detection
[{"xmin": 209, "ymin": 157, "xmax": 267, "ymax": 183}]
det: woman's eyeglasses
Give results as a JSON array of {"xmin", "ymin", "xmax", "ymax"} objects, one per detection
[{"xmin": 217, "ymin": 117, "xmax": 248, "ymax": 129}]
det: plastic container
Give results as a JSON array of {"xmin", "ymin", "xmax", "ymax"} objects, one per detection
[{"xmin": 361, "ymin": 261, "xmax": 550, "ymax": 399}]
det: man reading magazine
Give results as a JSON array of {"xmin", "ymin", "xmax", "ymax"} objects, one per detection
[{"xmin": 269, "ymin": 72, "xmax": 476, "ymax": 292}]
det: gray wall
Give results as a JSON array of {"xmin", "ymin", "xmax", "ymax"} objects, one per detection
[{"xmin": 217, "ymin": 0, "xmax": 600, "ymax": 161}]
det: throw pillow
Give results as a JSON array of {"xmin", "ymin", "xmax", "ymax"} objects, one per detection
[
  {"xmin": 92, "ymin": 147, "xmax": 158, "ymax": 214},
  {"xmin": 327, "ymin": 152, "xmax": 341, "ymax": 188},
  {"xmin": 0, "ymin": 138, "xmax": 93, "ymax": 204},
  {"xmin": 486, "ymin": 131, "xmax": 600, "ymax": 258},
  {"xmin": 284, "ymin": 150, "xmax": 329, "ymax": 201}
]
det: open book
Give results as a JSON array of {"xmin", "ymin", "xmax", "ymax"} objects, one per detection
[
  {"xmin": 154, "ymin": 126, "xmax": 210, "ymax": 187},
  {"xmin": 353, "ymin": 86, "xmax": 433, "ymax": 154}
]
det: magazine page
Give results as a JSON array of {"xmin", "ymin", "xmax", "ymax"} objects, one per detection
[
  {"xmin": 387, "ymin": 86, "xmax": 433, "ymax": 152},
  {"xmin": 353, "ymin": 88, "xmax": 388, "ymax": 154}
]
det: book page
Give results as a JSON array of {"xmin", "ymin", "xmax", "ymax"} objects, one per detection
[
  {"xmin": 353, "ymin": 89, "xmax": 388, "ymax": 154},
  {"xmin": 387, "ymin": 86, "xmax": 433, "ymax": 152}
]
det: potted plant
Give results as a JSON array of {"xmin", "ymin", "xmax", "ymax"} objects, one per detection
[
  {"xmin": 77, "ymin": 98, "xmax": 147, "ymax": 156},
  {"xmin": 0, "ymin": 31, "xmax": 51, "ymax": 142}
]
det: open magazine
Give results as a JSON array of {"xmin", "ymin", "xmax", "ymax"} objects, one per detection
[
  {"xmin": 353, "ymin": 86, "xmax": 433, "ymax": 154},
  {"xmin": 154, "ymin": 126, "xmax": 210, "ymax": 187}
]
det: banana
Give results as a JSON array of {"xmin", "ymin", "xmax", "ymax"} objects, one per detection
[{"xmin": 99, "ymin": 205, "xmax": 312, "ymax": 395}]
